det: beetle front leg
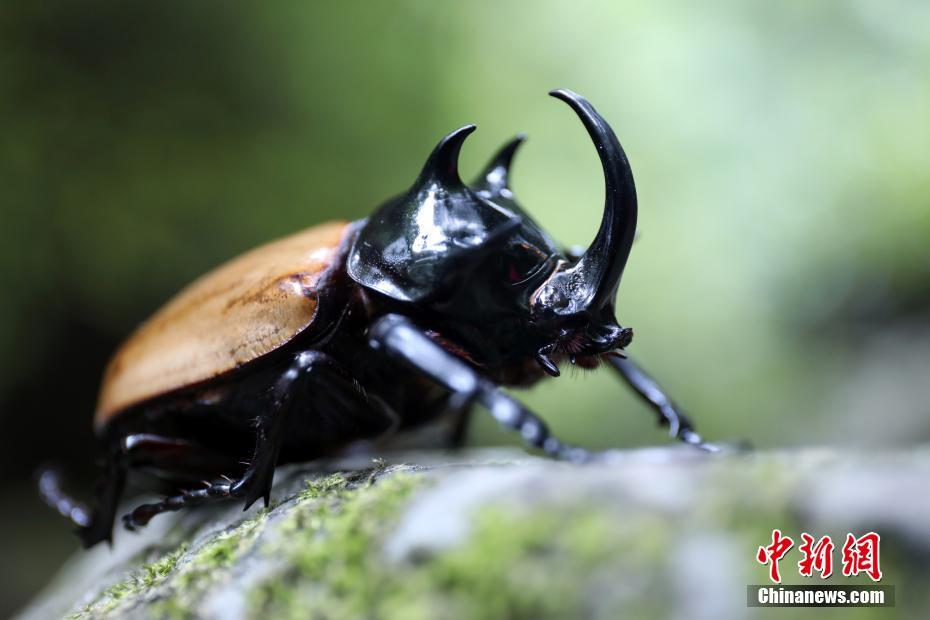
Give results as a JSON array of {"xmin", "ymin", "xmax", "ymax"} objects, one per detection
[
  {"xmin": 368, "ymin": 314, "xmax": 589, "ymax": 462},
  {"xmin": 606, "ymin": 355, "xmax": 717, "ymax": 451}
]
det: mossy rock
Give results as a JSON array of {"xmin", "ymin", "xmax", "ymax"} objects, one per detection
[{"xmin": 17, "ymin": 447, "xmax": 930, "ymax": 619}]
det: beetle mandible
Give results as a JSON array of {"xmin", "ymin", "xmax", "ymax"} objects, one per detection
[{"xmin": 40, "ymin": 89, "xmax": 712, "ymax": 547}]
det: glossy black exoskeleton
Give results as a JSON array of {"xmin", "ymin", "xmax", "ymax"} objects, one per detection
[{"xmin": 41, "ymin": 90, "xmax": 711, "ymax": 547}]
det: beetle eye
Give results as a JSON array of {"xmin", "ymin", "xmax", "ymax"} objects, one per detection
[
  {"xmin": 503, "ymin": 246, "xmax": 549, "ymax": 285},
  {"xmin": 506, "ymin": 261, "xmax": 525, "ymax": 283}
]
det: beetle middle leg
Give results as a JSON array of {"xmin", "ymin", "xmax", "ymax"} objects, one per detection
[
  {"xmin": 439, "ymin": 390, "xmax": 475, "ymax": 449},
  {"xmin": 122, "ymin": 350, "xmax": 369, "ymax": 530},
  {"xmin": 120, "ymin": 433, "xmax": 243, "ymax": 482},
  {"xmin": 605, "ymin": 355, "xmax": 717, "ymax": 451},
  {"xmin": 369, "ymin": 314, "xmax": 590, "ymax": 462},
  {"xmin": 444, "ymin": 401, "xmax": 473, "ymax": 450}
]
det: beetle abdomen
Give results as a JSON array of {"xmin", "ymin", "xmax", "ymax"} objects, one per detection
[{"xmin": 95, "ymin": 221, "xmax": 352, "ymax": 427}]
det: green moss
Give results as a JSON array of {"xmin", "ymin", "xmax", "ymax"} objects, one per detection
[
  {"xmin": 148, "ymin": 509, "xmax": 270, "ymax": 619},
  {"xmin": 248, "ymin": 471, "xmax": 423, "ymax": 618},
  {"xmin": 56, "ymin": 454, "xmax": 925, "ymax": 620},
  {"xmin": 247, "ymin": 472, "xmax": 670, "ymax": 620},
  {"xmin": 141, "ymin": 543, "xmax": 189, "ymax": 586},
  {"xmin": 399, "ymin": 510, "xmax": 611, "ymax": 619},
  {"xmin": 65, "ymin": 468, "xmax": 392, "ymax": 619},
  {"xmin": 177, "ymin": 510, "xmax": 266, "ymax": 586},
  {"xmin": 297, "ymin": 472, "xmax": 349, "ymax": 500},
  {"xmin": 382, "ymin": 507, "xmax": 672, "ymax": 620},
  {"xmin": 68, "ymin": 543, "xmax": 188, "ymax": 619},
  {"xmin": 63, "ymin": 458, "xmax": 868, "ymax": 620}
]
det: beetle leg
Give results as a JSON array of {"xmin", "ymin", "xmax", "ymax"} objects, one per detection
[
  {"xmin": 121, "ymin": 433, "xmax": 241, "ymax": 482},
  {"xmin": 122, "ymin": 350, "xmax": 375, "ymax": 530},
  {"xmin": 231, "ymin": 350, "xmax": 369, "ymax": 510},
  {"xmin": 444, "ymin": 393, "xmax": 474, "ymax": 449},
  {"xmin": 417, "ymin": 389, "xmax": 475, "ymax": 451},
  {"xmin": 605, "ymin": 355, "xmax": 718, "ymax": 451},
  {"xmin": 368, "ymin": 314, "xmax": 590, "ymax": 462},
  {"xmin": 39, "ymin": 442, "xmax": 127, "ymax": 548},
  {"xmin": 122, "ymin": 478, "xmax": 240, "ymax": 530}
]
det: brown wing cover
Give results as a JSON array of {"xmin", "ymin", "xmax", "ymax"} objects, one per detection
[{"xmin": 95, "ymin": 221, "xmax": 351, "ymax": 426}]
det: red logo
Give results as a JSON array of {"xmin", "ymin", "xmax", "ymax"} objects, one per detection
[
  {"xmin": 841, "ymin": 532, "xmax": 882, "ymax": 582},
  {"xmin": 798, "ymin": 533, "xmax": 834, "ymax": 578},
  {"xmin": 757, "ymin": 530, "xmax": 882, "ymax": 583},
  {"xmin": 756, "ymin": 529, "xmax": 794, "ymax": 584}
]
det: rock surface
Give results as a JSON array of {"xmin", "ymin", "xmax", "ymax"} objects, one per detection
[{"xmin": 17, "ymin": 447, "xmax": 930, "ymax": 620}]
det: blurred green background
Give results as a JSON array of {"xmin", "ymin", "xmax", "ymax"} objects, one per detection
[{"xmin": 2, "ymin": 0, "xmax": 929, "ymax": 615}]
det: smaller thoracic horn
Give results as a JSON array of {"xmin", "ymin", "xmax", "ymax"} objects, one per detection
[
  {"xmin": 415, "ymin": 124, "xmax": 476, "ymax": 187},
  {"xmin": 473, "ymin": 134, "xmax": 526, "ymax": 201}
]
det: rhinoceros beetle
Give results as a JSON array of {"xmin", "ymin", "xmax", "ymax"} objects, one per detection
[{"xmin": 40, "ymin": 89, "xmax": 711, "ymax": 547}]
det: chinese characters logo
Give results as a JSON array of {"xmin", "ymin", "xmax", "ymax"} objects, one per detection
[{"xmin": 756, "ymin": 530, "xmax": 882, "ymax": 583}]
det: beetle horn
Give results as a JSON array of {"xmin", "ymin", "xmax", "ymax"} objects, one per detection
[
  {"xmin": 474, "ymin": 134, "xmax": 526, "ymax": 199},
  {"xmin": 550, "ymin": 89, "xmax": 637, "ymax": 311},
  {"xmin": 416, "ymin": 124, "xmax": 477, "ymax": 187}
]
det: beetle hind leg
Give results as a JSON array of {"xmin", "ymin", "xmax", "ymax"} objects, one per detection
[{"xmin": 38, "ymin": 450, "xmax": 126, "ymax": 548}]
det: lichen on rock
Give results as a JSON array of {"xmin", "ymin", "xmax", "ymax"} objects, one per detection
[{"xmin": 18, "ymin": 447, "xmax": 930, "ymax": 620}]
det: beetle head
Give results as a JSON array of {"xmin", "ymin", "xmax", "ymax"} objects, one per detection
[{"xmin": 348, "ymin": 89, "xmax": 637, "ymax": 373}]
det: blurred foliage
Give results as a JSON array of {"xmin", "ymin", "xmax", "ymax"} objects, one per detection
[{"xmin": 1, "ymin": 0, "xmax": 930, "ymax": 613}]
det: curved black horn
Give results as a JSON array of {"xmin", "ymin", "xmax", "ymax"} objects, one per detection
[
  {"xmin": 549, "ymin": 89, "xmax": 637, "ymax": 310},
  {"xmin": 474, "ymin": 133, "xmax": 526, "ymax": 199},
  {"xmin": 416, "ymin": 124, "xmax": 476, "ymax": 187}
]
